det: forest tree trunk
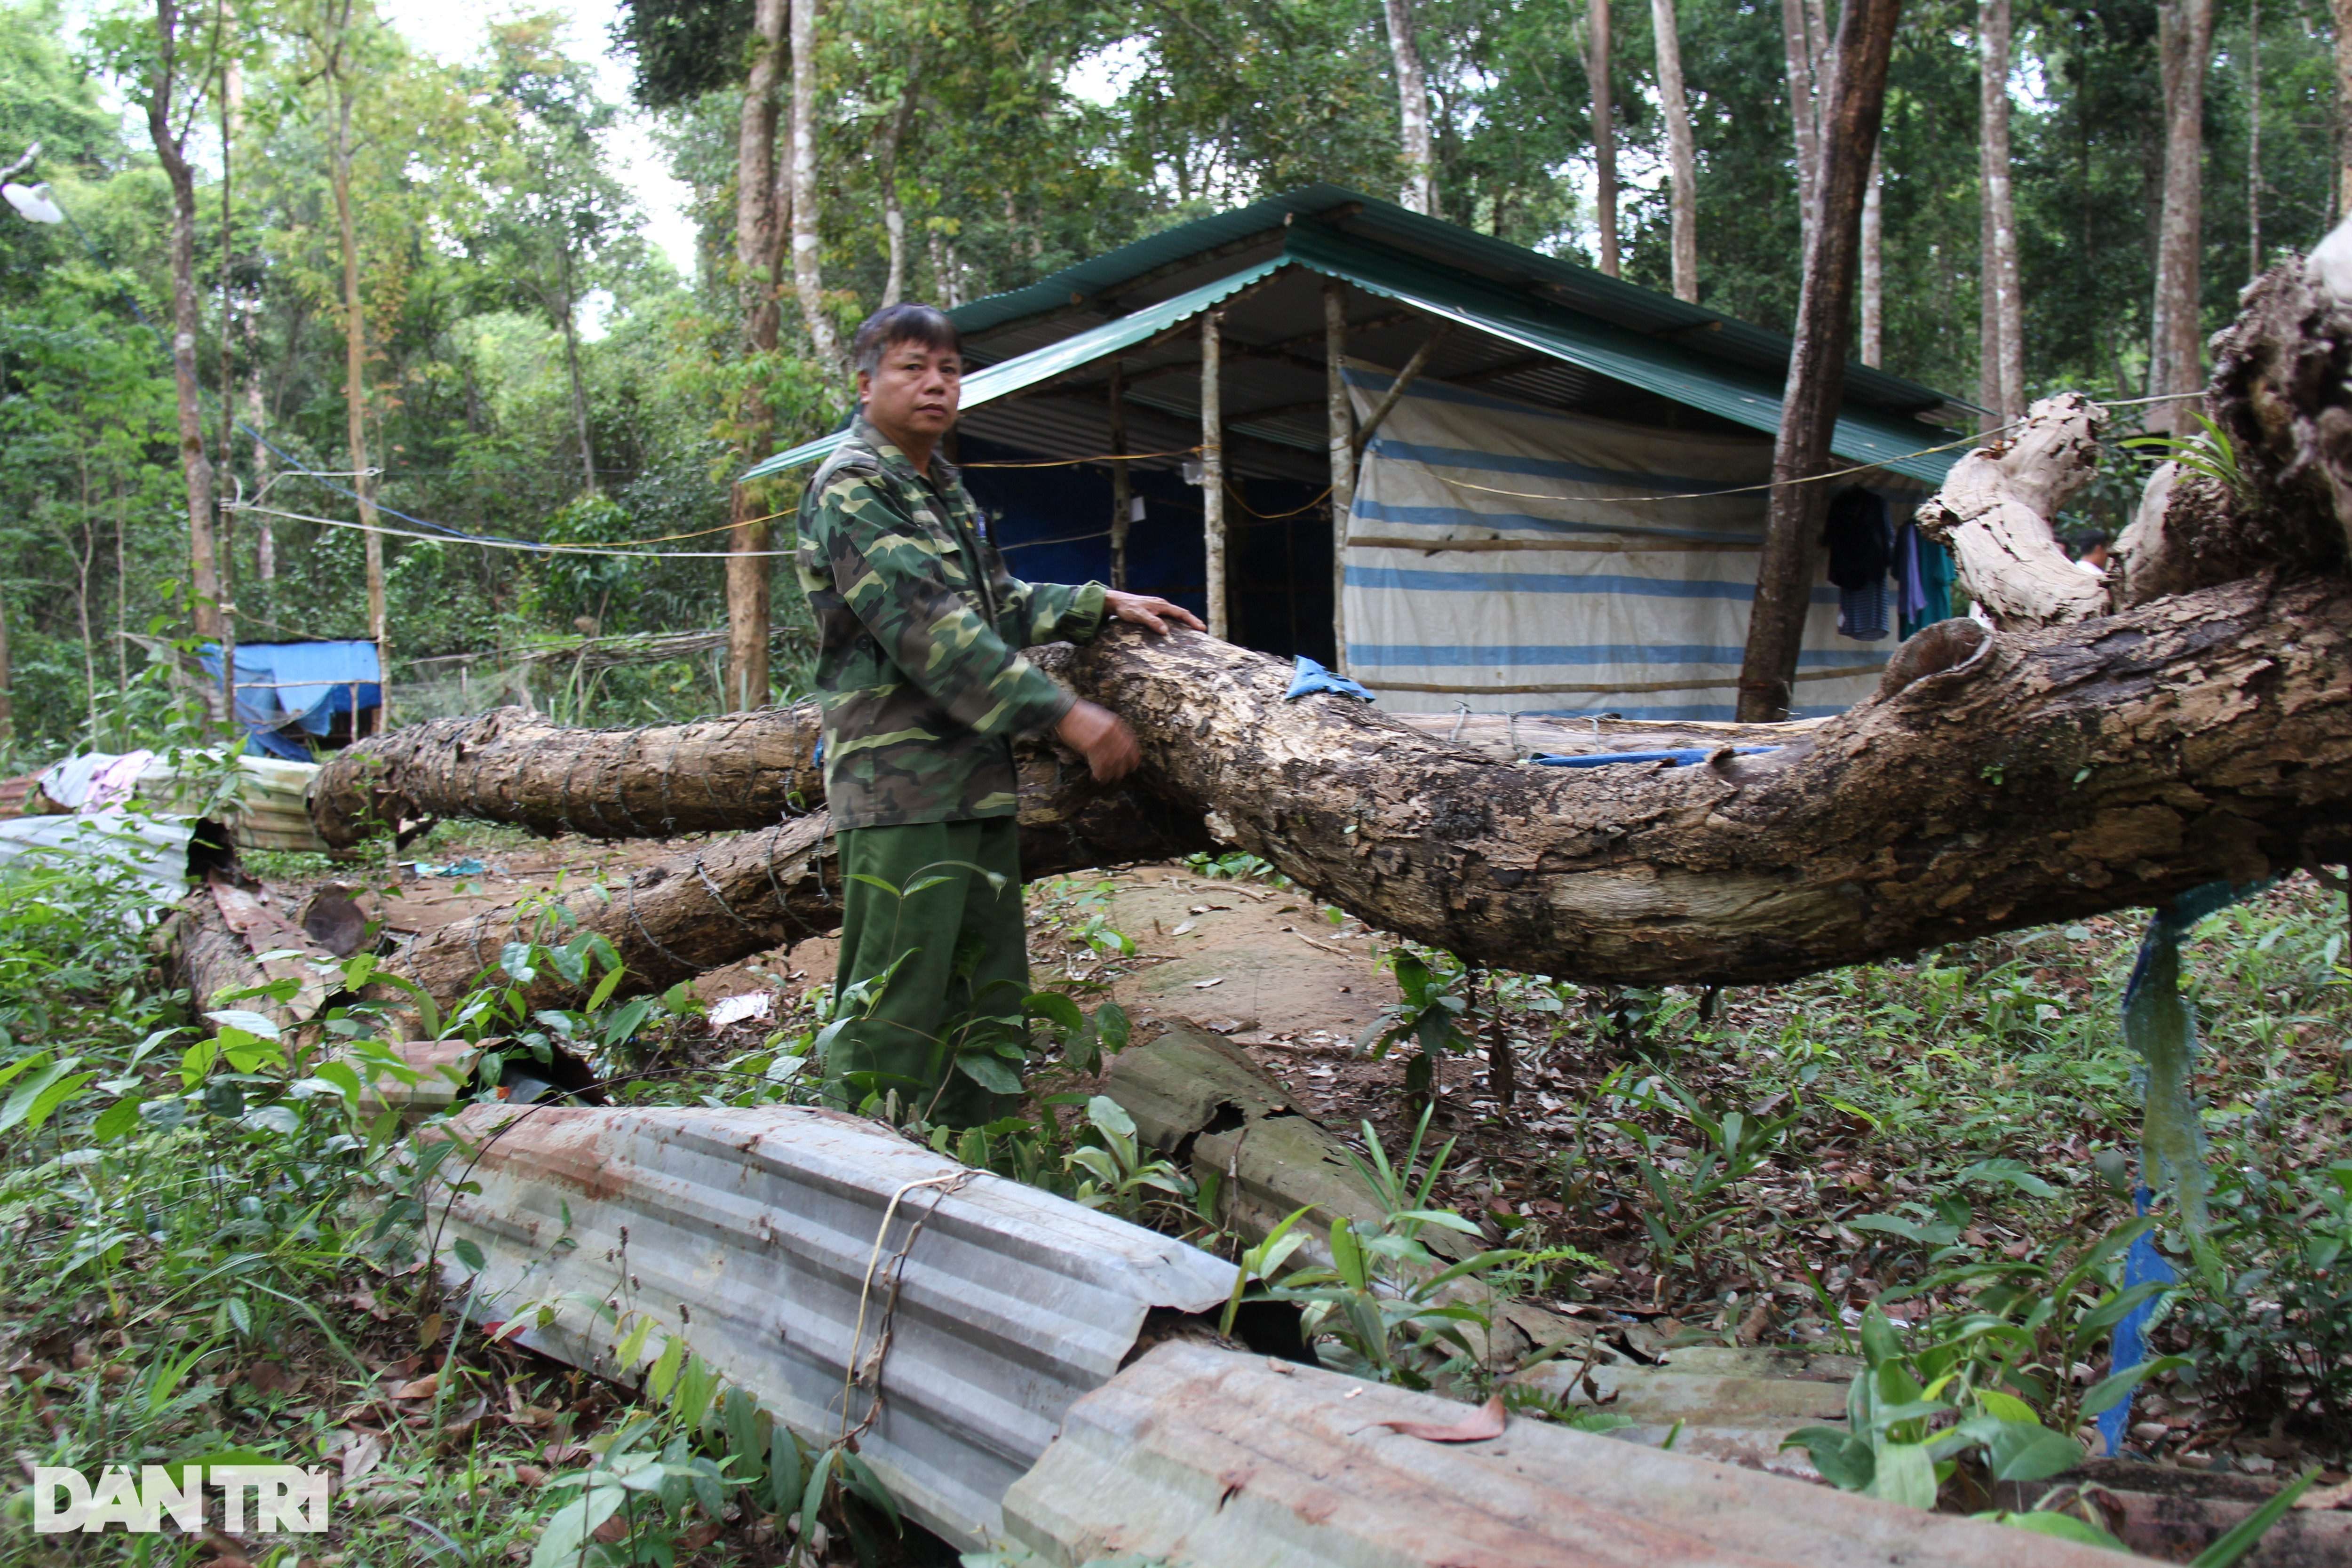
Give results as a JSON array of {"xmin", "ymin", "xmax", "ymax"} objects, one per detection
[
  {"xmin": 1383, "ymin": 0, "xmax": 1436, "ymax": 215},
  {"xmin": 1653, "ymin": 0, "xmax": 1699, "ymax": 303},
  {"xmin": 1590, "ymin": 0, "xmax": 1618, "ymax": 277},
  {"xmin": 1978, "ymin": 0, "xmax": 2023, "ymax": 425},
  {"xmin": 2334, "ymin": 0, "xmax": 2352, "ymax": 222},
  {"xmin": 2152, "ymin": 0, "xmax": 2215, "ymax": 434},
  {"xmin": 788, "ymin": 0, "xmax": 840, "ymax": 371},
  {"xmin": 876, "ymin": 52, "xmax": 921, "ymax": 309},
  {"xmin": 1737, "ymin": 0, "xmax": 1903, "ymax": 721},
  {"xmin": 725, "ymin": 0, "xmax": 790, "ymax": 713},
  {"xmin": 1781, "ymin": 0, "xmax": 1825, "ymax": 254},
  {"xmin": 148, "ymin": 0, "xmax": 221, "ymax": 645},
  {"xmin": 1860, "ymin": 149, "xmax": 1883, "ymax": 365},
  {"xmin": 326, "ymin": 36, "xmax": 386, "ymax": 721}
]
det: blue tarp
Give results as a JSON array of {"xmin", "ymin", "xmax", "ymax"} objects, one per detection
[{"xmin": 195, "ymin": 641, "xmax": 380, "ymax": 757}]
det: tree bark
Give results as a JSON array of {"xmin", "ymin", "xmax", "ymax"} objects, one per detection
[
  {"xmin": 1590, "ymin": 0, "xmax": 1618, "ymax": 277},
  {"xmin": 310, "ymin": 700, "xmax": 825, "ymax": 850},
  {"xmin": 148, "ymin": 0, "xmax": 221, "ymax": 645},
  {"xmin": 726, "ymin": 0, "xmax": 789, "ymax": 714},
  {"xmin": 380, "ymin": 767, "xmax": 1210, "ymax": 1011},
  {"xmin": 1978, "ymin": 0, "xmax": 2023, "ymax": 425},
  {"xmin": 875, "ymin": 52, "xmax": 921, "ymax": 309},
  {"xmin": 2151, "ymin": 0, "xmax": 2215, "ymax": 434},
  {"xmin": 787, "ymin": 0, "xmax": 840, "ymax": 371},
  {"xmin": 1781, "ymin": 0, "xmax": 1826, "ymax": 255},
  {"xmin": 1860, "ymin": 149, "xmax": 1883, "ymax": 365},
  {"xmin": 1917, "ymin": 393, "xmax": 2113, "ymax": 626},
  {"xmin": 1653, "ymin": 0, "xmax": 1700, "ymax": 303},
  {"xmin": 1737, "ymin": 0, "xmax": 1903, "ymax": 721},
  {"xmin": 1383, "ymin": 0, "xmax": 1435, "ymax": 215}
]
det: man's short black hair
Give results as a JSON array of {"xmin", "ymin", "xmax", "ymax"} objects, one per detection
[
  {"xmin": 2074, "ymin": 530, "xmax": 2112, "ymax": 555},
  {"xmin": 852, "ymin": 303, "xmax": 961, "ymax": 376}
]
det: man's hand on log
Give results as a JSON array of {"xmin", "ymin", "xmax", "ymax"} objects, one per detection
[
  {"xmin": 1057, "ymin": 699, "xmax": 1142, "ymax": 782},
  {"xmin": 1104, "ymin": 589, "xmax": 1206, "ymax": 636}
]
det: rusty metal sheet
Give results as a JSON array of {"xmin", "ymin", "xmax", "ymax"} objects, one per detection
[
  {"xmin": 427, "ymin": 1103, "xmax": 1238, "ymax": 1550},
  {"xmin": 1001, "ymin": 1341, "xmax": 2157, "ymax": 1568}
]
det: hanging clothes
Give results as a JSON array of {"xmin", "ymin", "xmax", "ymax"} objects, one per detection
[
  {"xmin": 1893, "ymin": 517, "xmax": 1959, "ymax": 640},
  {"xmin": 1823, "ymin": 488, "xmax": 1893, "ymax": 641}
]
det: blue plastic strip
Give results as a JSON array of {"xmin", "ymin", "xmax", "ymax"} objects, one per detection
[
  {"xmin": 1285, "ymin": 655, "xmax": 1374, "ymax": 702},
  {"xmin": 1533, "ymin": 747, "xmax": 1781, "ymax": 768}
]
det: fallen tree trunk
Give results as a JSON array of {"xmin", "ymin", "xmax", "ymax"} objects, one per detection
[
  {"xmin": 380, "ymin": 769, "xmax": 1209, "ymax": 1011},
  {"xmin": 310, "ymin": 701, "xmax": 826, "ymax": 851}
]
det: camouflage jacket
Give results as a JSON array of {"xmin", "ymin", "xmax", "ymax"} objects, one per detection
[{"xmin": 795, "ymin": 418, "xmax": 1106, "ymax": 830}]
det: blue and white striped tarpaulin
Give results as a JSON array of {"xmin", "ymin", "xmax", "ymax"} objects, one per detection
[{"xmin": 1340, "ymin": 364, "xmax": 1924, "ymax": 721}]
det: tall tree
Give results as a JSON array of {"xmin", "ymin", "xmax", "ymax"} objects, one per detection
[
  {"xmin": 1860, "ymin": 149, "xmax": 1883, "ymax": 364},
  {"xmin": 1652, "ymin": 0, "xmax": 1699, "ymax": 302},
  {"xmin": 1589, "ymin": 0, "xmax": 1618, "ymax": 276},
  {"xmin": 1737, "ymin": 0, "xmax": 1903, "ymax": 722},
  {"xmin": 1383, "ymin": 0, "xmax": 1435, "ymax": 214},
  {"xmin": 1782, "ymin": 0, "xmax": 1831, "ymax": 253},
  {"xmin": 1979, "ymin": 0, "xmax": 2023, "ymax": 424},
  {"xmin": 141, "ymin": 0, "xmax": 222, "ymax": 643},
  {"xmin": 2150, "ymin": 0, "xmax": 2214, "ymax": 432},
  {"xmin": 736, "ymin": 0, "xmax": 788, "ymax": 710},
  {"xmin": 873, "ymin": 46, "xmax": 922, "ymax": 308},
  {"xmin": 787, "ymin": 0, "xmax": 839, "ymax": 369},
  {"xmin": 322, "ymin": 0, "xmax": 388, "ymax": 711}
]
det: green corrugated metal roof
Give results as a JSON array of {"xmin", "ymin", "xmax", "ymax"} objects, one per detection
[
  {"xmin": 742, "ymin": 224, "xmax": 1961, "ymax": 484},
  {"xmin": 738, "ymin": 261, "xmax": 1285, "ymax": 481},
  {"xmin": 951, "ymin": 183, "xmax": 1968, "ymax": 424},
  {"xmin": 1280, "ymin": 223, "xmax": 1957, "ymax": 485}
]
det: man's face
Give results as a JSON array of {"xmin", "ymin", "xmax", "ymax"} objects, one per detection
[{"xmin": 858, "ymin": 337, "xmax": 961, "ymax": 445}]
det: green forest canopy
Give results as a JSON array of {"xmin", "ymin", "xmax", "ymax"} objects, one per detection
[{"xmin": 0, "ymin": 0, "xmax": 2331, "ymax": 753}]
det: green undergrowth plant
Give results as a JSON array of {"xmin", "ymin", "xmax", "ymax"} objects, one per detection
[{"xmin": 1231, "ymin": 1108, "xmax": 1602, "ymax": 1392}]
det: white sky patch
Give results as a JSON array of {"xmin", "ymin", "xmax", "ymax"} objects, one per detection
[
  {"xmin": 377, "ymin": 0, "xmax": 698, "ymax": 280},
  {"xmin": 1064, "ymin": 37, "xmax": 1151, "ymax": 107}
]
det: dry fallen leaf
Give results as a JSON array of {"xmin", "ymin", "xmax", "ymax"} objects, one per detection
[
  {"xmin": 340, "ymin": 1429, "xmax": 383, "ymax": 1483},
  {"xmin": 512, "ymin": 1463, "xmax": 549, "ymax": 1487},
  {"xmin": 1170, "ymin": 921, "xmax": 1195, "ymax": 936},
  {"xmin": 2294, "ymin": 1480, "xmax": 2352, "ymax": 1511},
  {"xmin": 1192, "ymin": 977, "xmax": 1226, "ymax": 988},
  {"xmin": 1378, "ymin": 1393, "xmax": 1506, "ymax": 1442},
  {"xmin": 390, "ymin": 1374, "xmax": 440, "ymax": 1401}
]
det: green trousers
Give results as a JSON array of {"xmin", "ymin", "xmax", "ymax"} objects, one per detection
[{"xmin": 827, "ymin": 817, "xmax": 1029, "ymax": 1126}]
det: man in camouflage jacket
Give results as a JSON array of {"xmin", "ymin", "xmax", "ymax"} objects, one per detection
[{"xmin": 796, "ymin": 303, "xmax": 1202, "ymax": 1124}]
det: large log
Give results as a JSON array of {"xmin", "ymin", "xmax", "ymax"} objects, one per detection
[
  {"xmin": 1046, "ymin": 584, "xmax": 2352, "ymax": 985},
  {"xmin": 379, "ymin": 766, "xmax": 1209, "ymax": 1011},
  {"xmin": 310, "ymin": 702, "xmax": 825, "ymax": 851}
]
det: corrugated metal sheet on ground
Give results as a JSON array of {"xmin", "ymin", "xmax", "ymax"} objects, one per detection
[
  {"xmin": 1003, "ymin": 1340, "xmax": 2154, "ymax": 1568},
  {"xmin": 427, "ymin": 1102, "xmax": 1237, "ymax": 1551},
  {"xmin": 1341, "ymin": 363, "xmax": 1909, "ymax": 719}
]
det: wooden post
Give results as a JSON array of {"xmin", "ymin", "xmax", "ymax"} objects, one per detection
[
  {"xmin": 1326, "ymin": 281, "xmax": 1354, "ymax": 672},
  {"xmin": 1590, "ymin": 0, "xmax": 1618, "ymax": 277},
  {"xmin": 1109, "ymin": 359, "xmax": 1131, "ymax": 591},
  {"xmin": 1735, "ymin": 0, "xmax": 1903, "ymax": 722},
  {"xmin": 1202, "ymin": 311, "xmax": 1227, "ymax": 641}
]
